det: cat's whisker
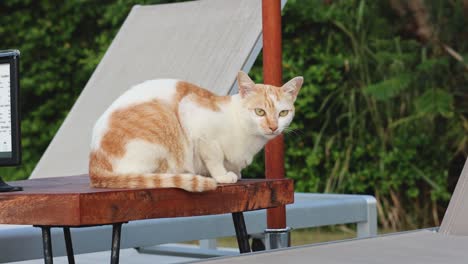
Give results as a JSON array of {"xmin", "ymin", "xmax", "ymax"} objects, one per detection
[{"xmin": 283, "ymin": 127, "xmax": 301, "ymax": 136}]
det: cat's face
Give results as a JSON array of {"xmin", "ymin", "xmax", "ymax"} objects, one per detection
[{"xmin": 237, "ymin": 71, "xmax": 303, "ymax": 139}]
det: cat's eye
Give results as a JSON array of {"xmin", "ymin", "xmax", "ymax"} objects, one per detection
[
  {"xmin": 255, "ymin": 108, "xmax": 266, "ymax": 116},
  {"xmin": 279, "ymin": 110, "xmax": 289, "ymax": 117}
]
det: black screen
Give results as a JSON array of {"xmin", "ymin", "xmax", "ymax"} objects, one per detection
[{"xmin": 0, "ymin": 50, "xmax": 21, "ymax": 166}]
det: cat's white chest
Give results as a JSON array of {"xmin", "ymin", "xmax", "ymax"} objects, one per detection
[{"xmin": 222, "ymin": 137, "xmax": 264, "ymax": 172}]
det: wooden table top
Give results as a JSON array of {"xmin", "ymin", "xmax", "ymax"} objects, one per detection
[{"xmin": 0, "ymin": 175, "xmax": 294, "ymax": 226}]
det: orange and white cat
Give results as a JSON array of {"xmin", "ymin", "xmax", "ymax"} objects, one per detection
[{"xmin": 89, "ymin": 71, "xmax": 303, "ymax": 192}]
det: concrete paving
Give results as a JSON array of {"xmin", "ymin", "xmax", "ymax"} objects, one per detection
[{"xmin": 8, "ymin": 248, "xmax": 200, "ymax": 264}]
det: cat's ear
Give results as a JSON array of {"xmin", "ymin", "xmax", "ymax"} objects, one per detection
[
  {"xmin": 237, "ymin": 71, "xmax": 257, "ymax": 98},
  {"xmin": 282, "ymin": 76, "xmax": 303, "ymax": 100}
]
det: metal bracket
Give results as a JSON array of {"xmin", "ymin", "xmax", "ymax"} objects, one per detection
[{"xmin": 264, "ymin": 227, "xmax": 292, "ymax": 250}]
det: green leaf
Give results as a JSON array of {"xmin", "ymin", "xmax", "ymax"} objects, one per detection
[
  {"xmin": 363, "ymin": 74, "xmax": 411, "ymax": 100},
  {"xmin": 356, "ymin": 0, "xmax": 365, "ymax": 31},
  {"xmin": 415, "ymin": 89, "xmax": 454, "ymax": 118}
]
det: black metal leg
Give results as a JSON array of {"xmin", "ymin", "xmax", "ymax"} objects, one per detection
[
  {"xmin": 63, "ymin": 227, "xmax": 75, "ymax": 264},
  {"xmin": 41, "ymin": 226, "xmax": 53, "ymax": 264},
  {"xmin": 251, "ymin": 238, "xmax": 266, "ymax": 251},
  {"xmin": 111, "ymin": 223, "xmax": 123, "ymax": 264},
  {"xmin": 232, "ymin": 212, "xmax": 251, "ymax": 253}
]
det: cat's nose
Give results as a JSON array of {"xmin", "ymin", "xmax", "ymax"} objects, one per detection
[{"xmin": 269, "ymin": 125, "xmax": 278, "ymax": 132}]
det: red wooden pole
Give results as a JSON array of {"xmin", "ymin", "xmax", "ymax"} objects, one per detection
[{"xmin": 262, "ymin": 0, "xmax": 286, "ymax": 229}]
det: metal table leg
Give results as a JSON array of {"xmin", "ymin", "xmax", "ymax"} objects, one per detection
[
  {"xmin": 111, "ymin": 223, "xmax": 123, "ymax": 264},
  {"xmin": 63, "ymin": 227, "xmax": 75, "ymax": 264},
  {"xmin": 251, "ymin": 237, "xmax": 266, "ymax": 251},
  {"xmin": 232, "ymin": 212, "xmax": 251, "ymax": 253},
  {"xmin": 36, "ymin": 223, "xmax": 125, "ymax": 264},
  {"xmin": 41, "ymin": 226, "xmax": 53, "ymax": 264}
]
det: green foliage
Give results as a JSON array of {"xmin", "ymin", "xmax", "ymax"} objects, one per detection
[
  {"xmin": 363, "ymin": 74, "xmax": 411, "ymax": 101},
  {"xmin": 415, "ymin": 89, "xmax": 454, "ymax": 118},
  {"xmin": 0, "ymin": 0, "xmax": 466, "ymax": 230},
  {"xmin": 245, "ymin": 0, "xmax": 467, "ymax": 229}
]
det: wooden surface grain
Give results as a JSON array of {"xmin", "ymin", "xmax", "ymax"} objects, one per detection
[{"xmin": 0, "ymin": 175, "xmax": 294, "ymax": 226}]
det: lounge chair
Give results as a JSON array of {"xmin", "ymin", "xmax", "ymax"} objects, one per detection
[
  {"xmin": 192, "ymin": 158, "xmax": 468, "ymax": 264},
  {"xmin": 30, "ymin": 0, "xmax": 264, "ymax": 179}
]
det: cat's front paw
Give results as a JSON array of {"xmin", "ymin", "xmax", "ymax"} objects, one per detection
[{"xmin": 214, "ymin": 171, "xmax": 238, "ymax": 184}]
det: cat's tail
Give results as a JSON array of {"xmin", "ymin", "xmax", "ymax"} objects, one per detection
[{"xmin": 89, "ymin": 168, "xmax": 217, "ymax": 192}]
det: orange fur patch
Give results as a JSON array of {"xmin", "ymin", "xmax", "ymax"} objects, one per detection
[
  {"xmin": 89, "ymin": 150, "xmax": 113, "ymax": 172},
  {"xmin": 89, "ymin": 171, "xmax": 217, "ymax": 192},
  {"xmin": 175, "ymin": 81, "xmax": 230, "ymax": 112},
  {"xmin": 173, "ymin": 174, "xmax": 182, "ymax": 187},
  {"xmin": 100, "ymin": 99, "xmax": 186, "ymax": 168},
  {"xmin": 191, "ymin": 175, "xmax": 199, "ymax": 191},
  {"xmin": 159, "ymin": 159, "xmax": 169, "ymax": 173}
]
